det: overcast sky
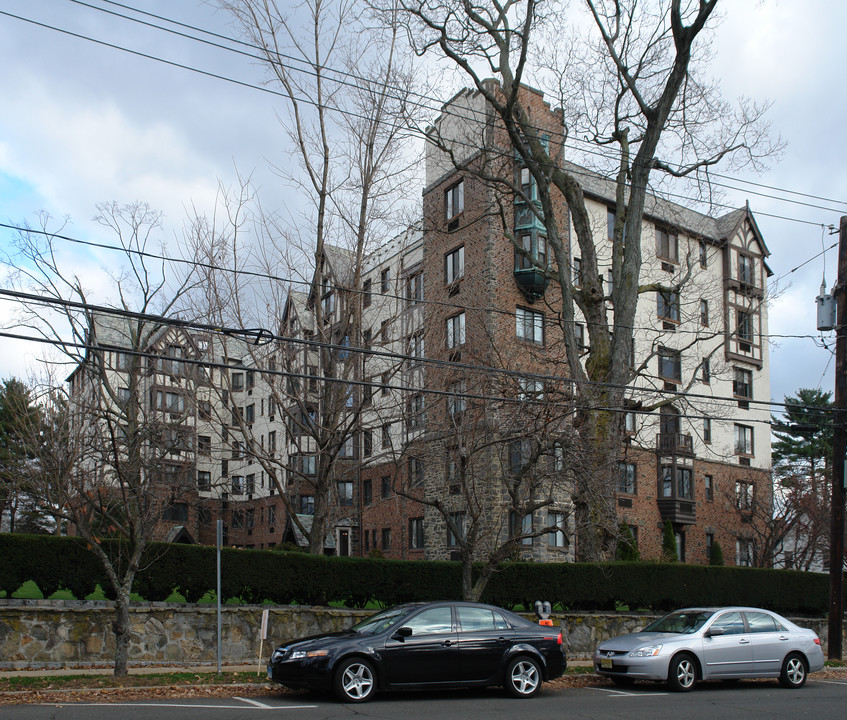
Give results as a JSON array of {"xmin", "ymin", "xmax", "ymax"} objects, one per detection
[{"xmin": 1, "ymin": 0, "xmax": 846, "ymax": 410}]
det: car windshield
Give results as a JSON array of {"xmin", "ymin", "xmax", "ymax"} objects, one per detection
[
  {"xmin": 350, "ymin": 606, "xmax": 412, "ymax": 635},
  {"xmin": 642, "ymin": 610, "xmax": 713, "ymax": 634}
]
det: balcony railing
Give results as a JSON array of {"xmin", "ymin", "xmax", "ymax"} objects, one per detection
[{"xmin": 657, "ymin": 432, "xmax": 694, "ymax": 455}]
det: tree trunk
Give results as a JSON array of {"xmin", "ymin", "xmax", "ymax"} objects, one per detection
[{"xmin": 112, "ymin": 593, "xmax": 131, "ymax": 677}]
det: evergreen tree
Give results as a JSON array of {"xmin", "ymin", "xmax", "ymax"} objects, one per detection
[
  {"xmin": 709, "ymin": 540, "xmax": 725, "ymax": 566},
  {"xmin": 661, "ymin": 520, "xmax": 678, "ymax": 562},
  {"xmin": 615, "ymin": 522, "xmax": 640, "ymax": 561}
]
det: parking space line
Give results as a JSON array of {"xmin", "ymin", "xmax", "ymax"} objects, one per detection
[
  {"xmin": 585, "ymin": 687, "xmax": 669, "ymax": 697},
  {"xmin": 813, "ymin": 679, "xmax": 847, "ymax": 687},
  {"xmin": 235, "ymin": 697, "xmax": 275, "ymax": 708}
]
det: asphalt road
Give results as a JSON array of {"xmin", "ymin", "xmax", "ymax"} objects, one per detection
[{"xmin": 4, "ymin": 677, "xmax": 847, "ymax": 720}]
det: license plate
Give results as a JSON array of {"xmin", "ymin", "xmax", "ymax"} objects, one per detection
[{"xmin": 601, "ymin": 658, "xmax": 613, "ymax": 669}]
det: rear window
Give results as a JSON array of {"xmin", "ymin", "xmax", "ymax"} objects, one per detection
[
  {"xmin": 745, "ymin": 611, "xmax": 786, "ymax": 633},
  {"xmin": 457, "ymin": 607, "xmax": 510, "ymax": 632}
]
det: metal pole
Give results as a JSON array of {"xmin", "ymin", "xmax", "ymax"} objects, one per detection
[
  {"xmin": 217, "ymin": 518, "xmax": 223, "ymax": 673},
  {"xmin": 829, "ymin": 216, "xmax": 847, "ymax": 660}
]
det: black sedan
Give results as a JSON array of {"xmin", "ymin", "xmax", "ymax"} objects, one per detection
[{"xmin": 267, "ymin": 601, "xmax": 566, "ymax": 702}]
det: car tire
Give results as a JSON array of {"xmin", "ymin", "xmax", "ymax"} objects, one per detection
[
  {"xmin": 667, "ymin": 653, "xmax": 698, "ymax": 692},
  {"xmin": 779, "ymin": 653, "xmax": 807, "ymax": 689},
  {"xmin": 505, "ymin": 656, "xmax": 542, "ymax": 698},
  {"xmin": 333, "ymin": 657, "xmax": 376, "ymax": 703}
]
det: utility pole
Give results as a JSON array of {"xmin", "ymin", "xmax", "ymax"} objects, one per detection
[{"xmin": 830, "ymin": 215, "xmax": 847, "ymax": 660}]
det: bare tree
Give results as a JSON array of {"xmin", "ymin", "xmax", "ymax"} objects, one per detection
[
  {"xmin": 3, "ymin": 203, "xmax": 200, "ymax": 675},
  {"xmin": 184, "ymin": 0, "xmax": 419, "ymax": 553},
  {"xmin": 387, "ymin": 0, "xmax": 778, "ymax": 560}
]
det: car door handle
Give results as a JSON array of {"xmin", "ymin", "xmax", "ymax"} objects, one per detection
[
  {"xmin": 739, "ymin": 638, "xmax": 750, "ymax": 644},
  {"xmin": 779, "ymin": 636, "xmax": 790, "ymax": 641},
  {"xmin": 498, "ymin": 637, "xmax": 507, "ymax": 643},
  {"xmin": 442, "ymin": 640, "xmax": 454, "ymax": 647}
]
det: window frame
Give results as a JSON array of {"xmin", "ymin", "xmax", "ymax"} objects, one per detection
[{"xmin": 516, "ymin": 306, "xmax": 544, "ymax": 345}]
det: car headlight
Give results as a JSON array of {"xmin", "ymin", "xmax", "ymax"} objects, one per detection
[
  {"xmin": 629, "ymin": 644, "xmax": 663, "ymax": 657},
  {"xmin": 289, "ymin": 650, "xmax": 329, "ymax": 660}
]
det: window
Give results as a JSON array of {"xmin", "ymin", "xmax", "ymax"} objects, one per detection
[
  {"xmin": 737, "ymin": 310, "xmax": 753, "ymax": 343},
  {"xmin": 116, "ymin": 351, "xmax": 134, "ymax": 371},
  {"xmin": 447, "ymin": 380, "xmax": 466, "ymax": 416},
  {"xmin": 381, "ymin": 528, "xmax": 392, "ymax": 550},
  {"xmin": 703, "ymin": 418, "xmax": 712, "ymax": 444},
  {"xmin": 380, "ymin": 371, "xmax": 390, "ymax": 395},
  {"xmin": 736, "ymin": 481, "xmax": 754, "ymax": 510},
  {"xmin": 509, "ymin": 439, "xmax": 530, "ymax": 475},
  {"xmin": 337, "ymin": 481, "xmax": 353, "ymax": 507},
  {"xmin": 409, "ymin": 456, "xmax": 424, "ymax": 487},
  {"xmin": 406, "ymin": 606, "xmax": 453, "ymax": 635},
  {"xmin": 607, "ymin": 208, "xmax": 616, "ymax": 241},
  {"xmin": 163, "ymin": 502, "xmax": 188, "ymax": 522},
  {"xmin": 548, "ymin": 511, "xmax": 567, "ymax": 548},
  {"xmin": 407, "ymin": 393, "xmax": 425, "ymax": 429},
  {"xmin": 231, "ymin": 440, "xmax": 242, "ymax": 460},
  {"xmin": 733, "ymin": 367, "xmax": 753, "ymax": 399},
  {"xmin": 381, "ymin": 475, "xmax": 392, "ymax": 498},
  {"xmin": 197, "ymin": 435, "xmax": 211, "ymax": 456},
  {"xmin": 300, "ymin": 495, "xmax": 314, "ymax": 515},
  {"xmin": 339, "ymin": 435, "xmax": 355, "ymax": 458},
  {"xmin": 699, "ymin": 240, "xmax": 708, "ymax": 268},
  {"xmin": 736, "ymin": 539, "xmax": 754, "ymax": 567},
  {"xmin": 198, "ymin": 400, "xmax": 211, "ymax": 421},
  {"xmin": 702, "ymin": 358, "xmax": 711, "ymax": 384},
  {"xmin": 518, "ymin": 377, "xmax": 544, "ymax": 401},
  {"xmin": 153, "ymin": 390, "xmax": 185, "ymax": 413},
  {"xmin": 706, "ymin": 532, "xmax": 714, "ymax": 559},
  {"xmin": 447, "ymin": 512, "xmax": 465, "ymax": 547},
  {"xmin": 245, "ymin": 404, "xmax": 255, "ymax": 424},
  {"xmin": 515, "ymin": 233, "xmax": 547, "ymax": 270},
  {"xmin": 509, "ymin": 512, "xmax": 533, "ymax": 545},
  {"xmin": 573, "ymin": 257, "xmax": 582, "ymax": 287},
  {"xmin": 618, "ymin": 462, "xmax": 636, "ymax": 494},
  {"xmin": 363, "ymin": 429, "xmax": 373, "ymax": 458},
  {"xmin": 445, "ymin": 179, "xmax": 464, "ymax": 219},
  {"xmin": 231, "ymin": 476, "xmax": 244, "ymax": 495},
  {"xmin": 245, "ymin": 473, "xmax": 256, "ymax": 495},
  {"xmin": 406, "ymin": 271, "xmax": 423, "ymax": 305},
  {"xmin": 735, "ymin": 424, "xmax": 754, "ymax": 456},
  {"xmin": 446, "ymin": 312, "xmax": 465, "ymax": 348},
  {"xmin": 363, "ymin": 278, "xmax": 372, "ymax": 308},
  {"xmin": 380, "ymin": 267, "xmax": 391, "ymax": 293},
  {"xmin": 657, "ymin": 290, "xmax": 680, "ymax": 322},
  {"xmin": 446, "ymin": 452, "xmax": 466, "ymax": 490},
  {"xmin": 516, "ymin": 307, "xmax": 544, "ymax": 344},
  {"xmin": 380, "ymin": 319, "xmax": 391, "ymax": 343},
  {"xmin": 409, "ymin": 518, "xmax": 425, "ymax": 549},
  {"xmin": 362, "ymin": 479, "xmax": 372, "ymax": 506},
  {"xmin": 231, "ymin": 372, "xmax": 244, "ymax": 391},
  {"xmin": 656, "ymin": 228, "xmax": 679, "ymax": 262},
  {"xmin": 268, "ymin": 396, "xmax": 276, "ymax": 418},
  {"xmin": 162, "ymin": 345, "xmax": 184, "ymax": 376},
  {"xmin": 738, "ymin": 254, "xmax": 755, "ymax": 285},
  {"xmin": 381, "ymin": 423, "xmax": 391, "ymax": 449},
  {"xmin": 700, "ymin": 299, "xmax": 709, "ymax": 326},
  {"xmin": 677, "ymin": 468, "xmax": 693, "ymax": 499},
  {"xmin": 246, "ymin": 371, "xmax": 254, "ymax": 390},
  {"xmin": 197, "ymin": 470, "xmax": 211, "ymax": 492},
  {"xmin": 268, "ymin": 430, "xmax": 277, "ymax": 453},
  {"xmin": 704, "ymin": 475, "xmax": 714, "ymax": 501},
  {"xmin": 658, "ymin": 348, "xmax": 681, "ymax": 383},
  {"xmin": 519, "ymin": 166, "xmax": 535, "ymax": 200},
  {"xmin": 624, "ymin": 409, "xmax": 637, "ymax": 434},
  {"xmin": 574, "ymin": 323, "xmax": 585, "ymax": 350},
  {"xmin": 445, "ymin": 246, "xmax": 465, "ymax": 284},
  {"xmin": 408, "ymin": 332, "xmax": 425, "ymax": 365},
  {"xmin": 747, "ymin": 611, "xmax": 785, "ymax": 633}
]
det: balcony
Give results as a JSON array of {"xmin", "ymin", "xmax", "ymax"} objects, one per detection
[
  {"xmin": 657, "ymin": 432, "xmax": 694, "ymax": 456},
  {"xmin": 513, "ymin": 267, "xmax": 549, "ymax": 302},
  {"xmin": 657, "ymin": 498, "xmax": 696, "ymax": 525}
]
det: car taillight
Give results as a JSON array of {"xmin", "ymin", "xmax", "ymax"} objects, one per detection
[
  {"xmin": 557, "ymin": 631, "xmax": 563, "ymax": 646},
  {"xmin": 814, "ymin": 637, "xmax": 822, "ymax": 646}
]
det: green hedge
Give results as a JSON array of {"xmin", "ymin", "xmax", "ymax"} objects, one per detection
[{"xmin": 0, "ymin": 534, "xmax": 836, "ymax": 615}]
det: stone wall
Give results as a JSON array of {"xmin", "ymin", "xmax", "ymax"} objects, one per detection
[{"xmin": 0, "ymin": 599, "xmax": 841, "ymax": 669}]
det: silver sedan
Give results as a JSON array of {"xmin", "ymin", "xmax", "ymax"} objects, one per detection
[{"xmin": 593, "ymin": 607, "xmax": 825, "ymax": 691}]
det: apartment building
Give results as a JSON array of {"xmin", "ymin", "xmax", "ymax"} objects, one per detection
[{"xmin": 67, "ymin": 82, "xmax": 772, "ymax": 567}]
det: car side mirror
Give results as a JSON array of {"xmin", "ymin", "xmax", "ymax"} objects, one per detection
[
  {"xmin": 706, "ymin": 627, "xmax": 724, "ymax": 637},
  {"xmin": 393, "ymin": 626, "xmax": 413, "ymax": 639}
]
